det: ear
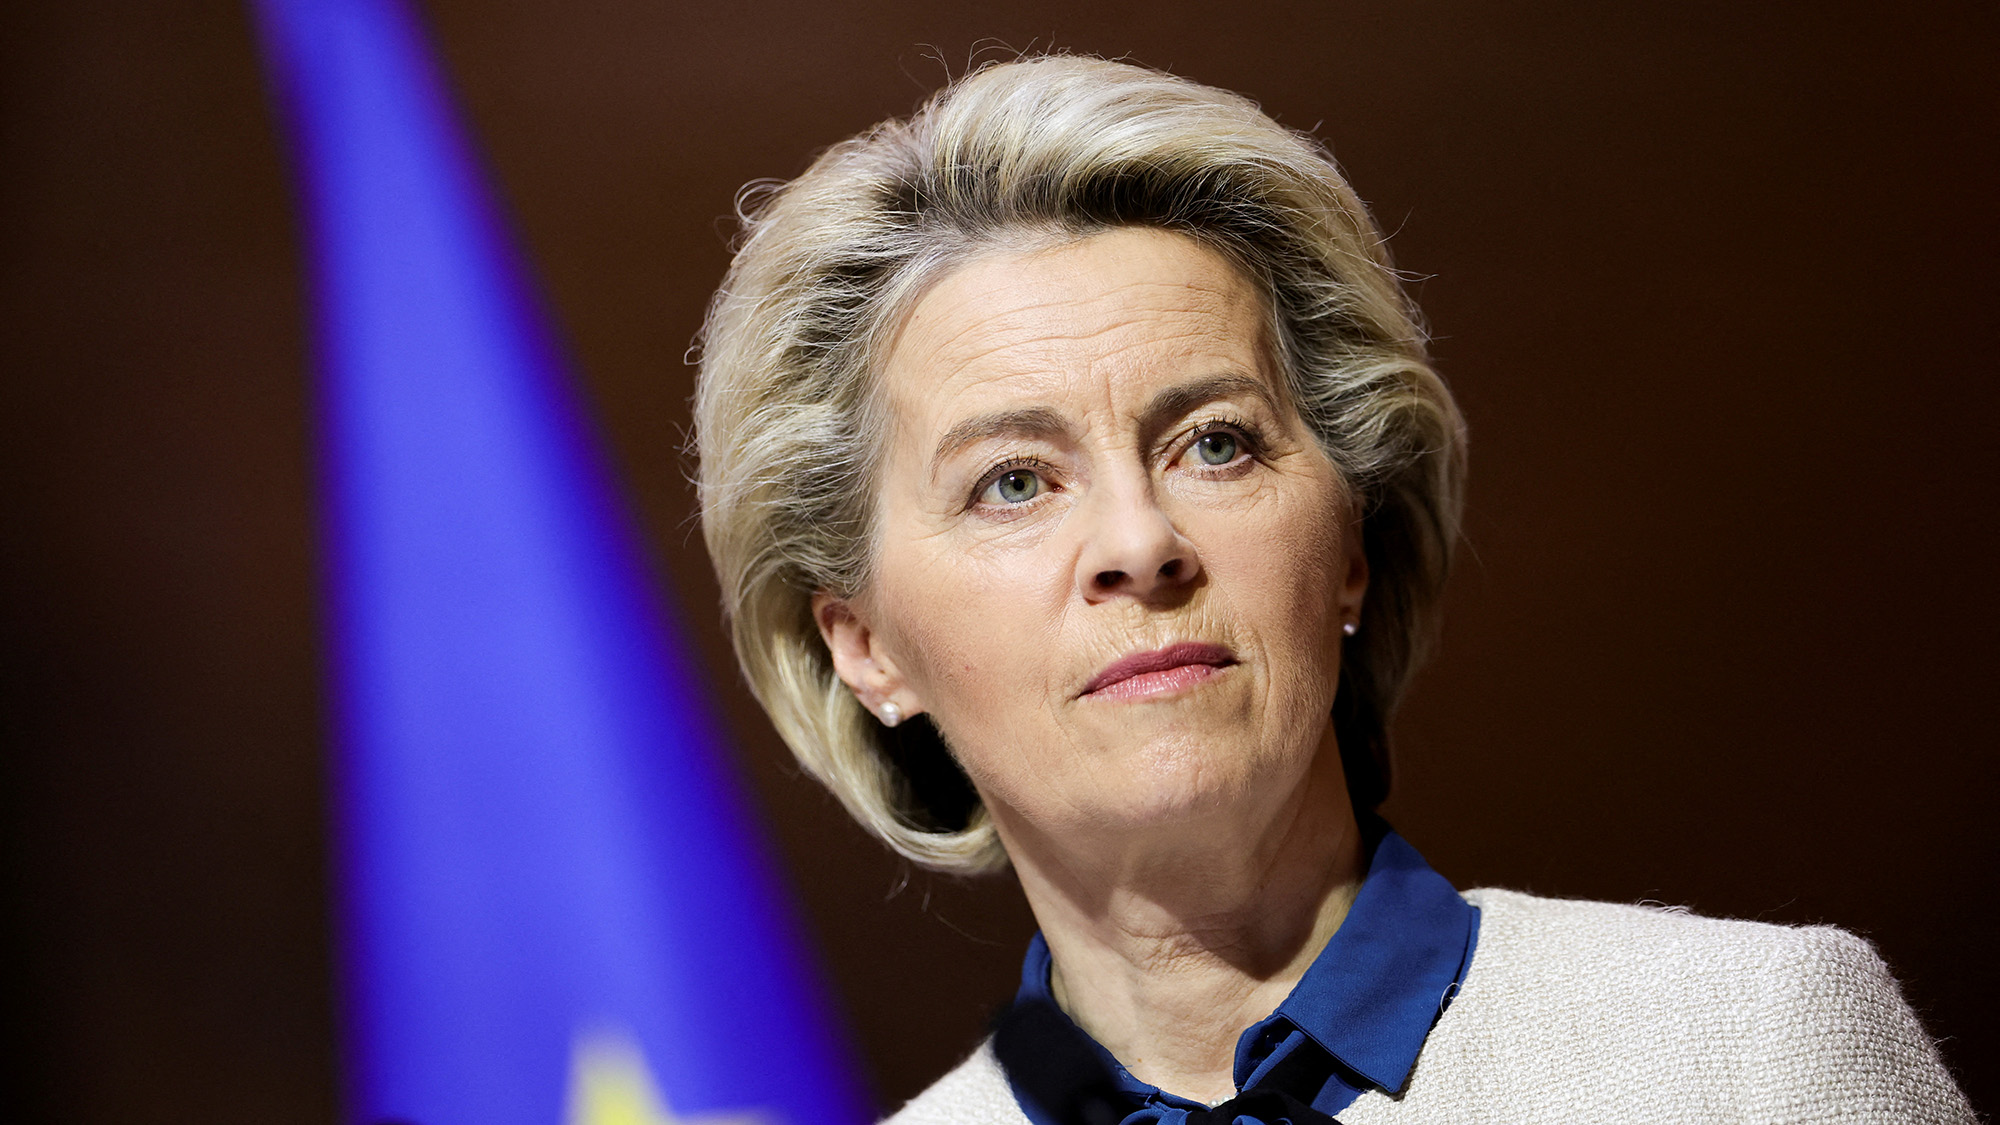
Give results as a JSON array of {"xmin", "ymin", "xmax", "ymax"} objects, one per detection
[
  {"xmin": 1339, "ymin": 516, "xmax": 1370, "ymax": 630},
  {"xmin": 811, "ymin": 590, "xmax": 922, "ymax": 723}
]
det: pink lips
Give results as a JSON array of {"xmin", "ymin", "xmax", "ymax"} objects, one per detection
[{"xmin": 1080, "ymin": 642, "xmax": 1237, "ymax": 701}]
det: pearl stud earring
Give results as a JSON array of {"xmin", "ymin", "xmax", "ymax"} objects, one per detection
[
  {"xmin": 1342, "ymin": 621, "xmax": 1359, "ymax": 637},
  {"xmin": 879, "ymin": 701, "xmax": 903, "ymax": 728}
]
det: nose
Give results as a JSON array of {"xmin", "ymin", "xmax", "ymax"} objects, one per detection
[{"xmin": 1075, "ymin": 478, "xmax": 1201, "ymax": 603}]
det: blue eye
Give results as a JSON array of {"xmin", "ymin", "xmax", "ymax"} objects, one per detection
[
  {"xmin": 1194, "ymin": 430, "xmax": 1239, "ymax": 465},
  {"xmin": 983, "ymin": 468, "xmax": 1043, "ymax": 504}
]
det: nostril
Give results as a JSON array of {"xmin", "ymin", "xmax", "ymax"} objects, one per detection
[
  {"xmin": 1094, "ymin": 569, "xmax": 1125, "ymax": 589},
  {"xmin": 1158, "ymin": 559, "xmax": 1181, "ymax": 579}
]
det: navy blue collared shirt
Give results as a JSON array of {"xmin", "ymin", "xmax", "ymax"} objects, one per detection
[{"xmin": 1006, "ymin": 830, "xmax": 1478, "ymax": 1124}]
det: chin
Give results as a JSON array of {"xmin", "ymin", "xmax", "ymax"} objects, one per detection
[{"xmin": 1084, "ymin": 736, "xmax": 1285, "ymax": 830}]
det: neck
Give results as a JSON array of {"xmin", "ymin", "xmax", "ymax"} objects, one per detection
[{"xmin": 994, "ymin": 745, "xmax": 1368, "ymax": 1105}]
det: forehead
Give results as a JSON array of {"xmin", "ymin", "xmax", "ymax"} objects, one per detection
[{"xmin": 878, "ymin": 228, "xmax": 1274, "ymax": 425}]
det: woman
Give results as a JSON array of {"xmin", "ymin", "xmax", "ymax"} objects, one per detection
[{"xmin": 693, "ymin": 56, "xmax": 1971, "ymax": 1123}]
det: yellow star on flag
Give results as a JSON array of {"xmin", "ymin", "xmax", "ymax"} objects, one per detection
[{"xmin": 565, "ymin": 1027, "xmax": 774, "ymax": 1125}]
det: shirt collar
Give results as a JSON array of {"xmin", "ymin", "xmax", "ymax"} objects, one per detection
[
  {"xmin": 1264, "ymin": 828, "xmax": 1477, "ymax": 1093},
  {"xmin": 1013, "ymin": 827, "xmax": 1478, "ymax": 1104}
]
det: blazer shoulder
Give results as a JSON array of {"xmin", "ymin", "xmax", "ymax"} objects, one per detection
[
  {"xmin": 1741, "ymin": 919, "xmax": 1975, "ymax": 1122},
  {"xmin": 881, "ymin": 1039, "xmax": 1029, "ymax": 1125},
  {"xmin": 1452, "ymin": 887, "xmax": 1974, "ymax": 1123},
  {"xmin": 1463, "ymin": 885, "xmax": 1873, "ymax": 971}
]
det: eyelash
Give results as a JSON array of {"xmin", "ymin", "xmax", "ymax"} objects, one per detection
[
  {"xmin": 965, "ymin": 417, "xmax": 1267, "ymax": 509},
  {"xmin": 970, "ymin": 455, "xmax": 1060, "ymax": 508},
  {"xmin": 1179, "ymin": 417, "xmax": 1265, "ymax": 467}
]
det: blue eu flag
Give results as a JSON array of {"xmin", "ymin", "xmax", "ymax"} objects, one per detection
[{"xmin": 250, "ymin": 1, "xmax": 871, "ymax": 1121}]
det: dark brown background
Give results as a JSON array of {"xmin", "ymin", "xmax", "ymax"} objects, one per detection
[{"xmin": 3, "ymin": 1, "xmax": 1994, "ymax": 1121}]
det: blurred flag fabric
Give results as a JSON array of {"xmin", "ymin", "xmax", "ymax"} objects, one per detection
[{"xmin": 248, "ymin": 1, "xmax": 871, "ymax": 1122}]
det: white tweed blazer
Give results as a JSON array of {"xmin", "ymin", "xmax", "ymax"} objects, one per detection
[{"xmin": 885, "ymin": 888, "xmax": 1975, "ymax": 1124}]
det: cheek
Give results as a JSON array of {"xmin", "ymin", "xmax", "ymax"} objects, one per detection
[
  {"xmin": 871, "ymin": 540, "xmax": 1068, "ymax": 729},
  {"xmin": 1206, "ymin": 486, "xmax": 1352, "ymax": 675}
]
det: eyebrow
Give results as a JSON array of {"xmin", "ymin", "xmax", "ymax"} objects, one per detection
[
  {"xmin": 925, "ymin": 372, "xmax": 1282, "ymax": 478},
  {"xmin": 929, "ymin": 406, "xmax": 1072, "ymax": 477},
  {"xmin": 1139, "ymin": 373, "xmax": 1282, "ymax": 434}
]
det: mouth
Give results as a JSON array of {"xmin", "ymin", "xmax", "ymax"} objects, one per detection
[{"xmin": 1080, "ymin": 641, "xmax": 1238, "ymax": 701}]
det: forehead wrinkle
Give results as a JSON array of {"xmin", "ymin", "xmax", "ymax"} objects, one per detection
[
  {"xmin": 1071, "ymin": 321, "xmax": 1254, "ymax": 369},
  {"xmin": 911, "ymin": 268, "xmax": 1249, "ymax": 361},
  {"xmin": 922, "ymin": 300, "xmax": 1212, "ymax": 372},
  {"xmin": 916, "ymin": 321, "xmax": 1258, "ymax": 437},
  {"xmin": 922, "ymin": 297, "xmax": 1261, "ymax": 391}
]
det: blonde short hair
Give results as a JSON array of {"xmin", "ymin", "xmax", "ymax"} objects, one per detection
[{"xmin": 694, "ymin": 56, "xmax": 1466, "ymax": 874}]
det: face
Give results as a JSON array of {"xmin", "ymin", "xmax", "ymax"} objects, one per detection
[{"xmin": 815, "ymin": 227, "xmax": 1366, "ymax": 849}]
